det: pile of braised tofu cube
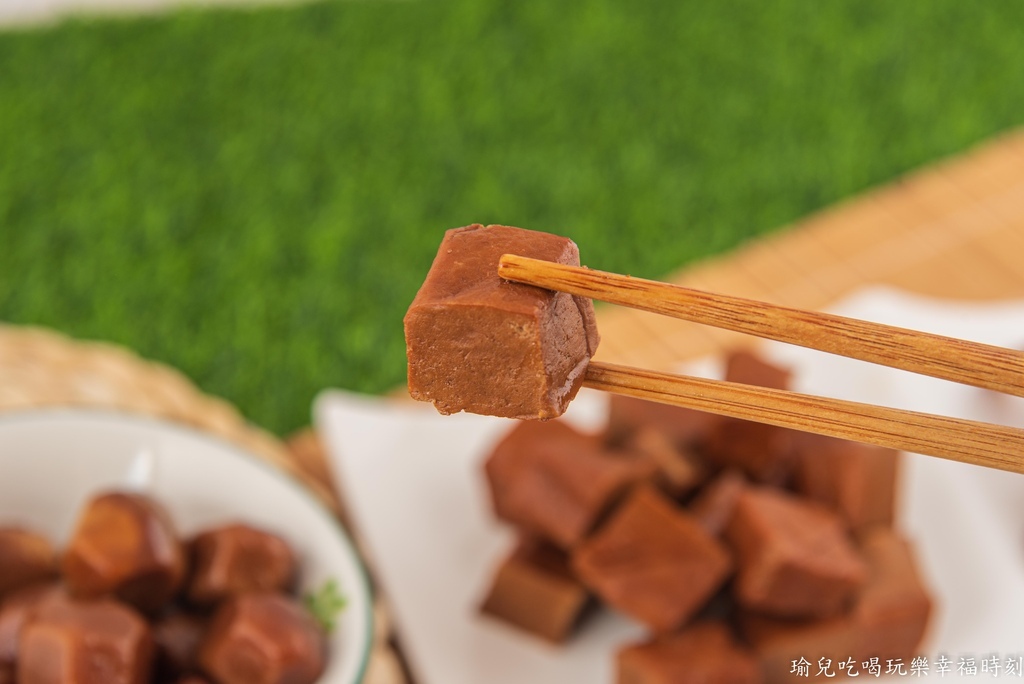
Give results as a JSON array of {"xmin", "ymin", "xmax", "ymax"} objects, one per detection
[{"xmin": 479, "ymin": 350, "xmax": 932, "ymax": 684}]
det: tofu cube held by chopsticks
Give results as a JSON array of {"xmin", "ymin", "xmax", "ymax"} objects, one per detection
[{"xmin": 404, "ymin": 224, "xmax": 600, "ymax": 419}]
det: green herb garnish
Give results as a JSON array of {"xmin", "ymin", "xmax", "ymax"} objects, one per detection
[{"xmin": 304, "ymin": 578, "xmax": 348, "ymax": 634}]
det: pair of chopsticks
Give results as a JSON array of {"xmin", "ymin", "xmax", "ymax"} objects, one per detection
[{"xmin": 498, "ymin": 254, "xmax": 1024, "ymax": 476}]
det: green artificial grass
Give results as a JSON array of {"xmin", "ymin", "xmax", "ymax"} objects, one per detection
[{"xmin": 1, "ymin": 0, "xmax": 1023, "ymax": 434}]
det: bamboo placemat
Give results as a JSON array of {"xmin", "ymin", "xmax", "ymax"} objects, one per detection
[{"xmin": 1, "ymin": 127, "xmax": 1022, "ymax": 684}]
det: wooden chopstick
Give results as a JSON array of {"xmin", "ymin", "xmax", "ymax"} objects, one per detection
[
  {"xmin": 499, "ymin": 254, "xmax": 1024, "ymax": 398},
  {"xmin": 497, "ymin": 253, "xmax": 1024, "ymax": 473},
  {"xmin": 585, "ymin": 361, "xmax": 1024, "ymax": 475}
]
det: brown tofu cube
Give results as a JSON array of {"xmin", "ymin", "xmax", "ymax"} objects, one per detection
[
  {"xmin": 62, "ymin": 492, "xmax": 185, "ymax": 614},
  {"xmin": 573, "ymin": 487, "xmax": 732, "ymax": 632},
  {"xmin": 607, "ymin": 395, "xmax": 719, "ymax": 448},
  {"xmin": 154, "ymin": 612, "xmax": 207, "ymax": 679},
  {"xmin": 405, "ymin": 224, "xmax": 600, "ymax": 419},
  {"xmin": 617, "ymin": 621, "xmax": 762, "ymax": 684},
  {"xmin": 855, "ymin": 529, "xmax": 932, "ymax": 659},
  {"xmin": 725, "ymin": 350, "xmax": 792, "ymax": 390},
  {"xmin": 485, "ymin": 420, "xmax": 645, "ymax": 548},
  {"xmin": 725, "ymin": 487, "xmax": 867, "ymax": 618},
  {"xmin": 738, "ymin": 529, "xmax": 931, "ymax": 684},
  {"xmin": 705, "ymin": 351, "xmax": 796, "ymax": 484},
  {"xmin": 793, "ymin": 433, "xmax": 900, "ymax": 534},
  {"xmin": 689, "ymin": 470, "xmax": 747, "ymax": 537},
  {"xmin": 480, "ymin": 537, "xmax": 590, "ymax": 643},
  {"xmin": 739, "ymin": 612, "xmax": 856, "ymax": 684},
  {"xmin": 199, "ymin": 593, "xmax": 325, "ymax": 684},
  {"xmin": 0, "ymin": 584, "xmax": 60, "ymax": 669},
  {"xmin": 621, "ymin": 427, "xmax": 708, "ymax": 498},
  {"xmin": 186, "ymin": 524, "xmax": 296, "ymax": 606},
  {"xmin": 18, "ymin": 595, "xmax": 154, "ymax": 684},
  {"xmin": 705, "ymin": 419, "xmax": 796, "ymax": 484},
  {"xmin": 0, "ymin": 528, "xmax": 57, "ymax": 600}
]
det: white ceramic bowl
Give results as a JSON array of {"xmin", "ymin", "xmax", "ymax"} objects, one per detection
[{"xmin": 0, "ymin": 409, "xmax": 373, "ymax": 684}]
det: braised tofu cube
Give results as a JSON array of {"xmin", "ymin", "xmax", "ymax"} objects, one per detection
[
  {"xmin": 199, "ymin": 594, "xmax": 325, "ymax": 684},
  {"xmin": 62, "ymin": 492, "xmax": 185, "ymax": 614},
  {"xmin": 856, "ymin": 529, "xmax": 932, "ymax": 660},
  {"xmin": 689, "ymin": 470, "xmax": 747, "ymax": 537},
  {"xmin": 18, "ymin": 595, "xmax": 154, "ymax": 684},
  {"xmin": 738, "ymin": 529, "xmax": 932, "ymax": 684},
  {"xmin": 725, "ymin": 487, "xmax": 866, "ymax": 618},
  {"xmin": 621, "ymin": 427, "xmax": 708, "ymax": 498},
  {"xmin": 793, "ymin": 433, "xmax": 899, "ymax": 534},
  {"xmin": 154, "ymin": 612, "xmax": 207, "ymax": 679},
  {"xmin": 738, "ymin": 611, "xmax": 856, "ymax": 684},
  {"xmin": 0, "ymin": 584, "xmax": 60, "ymax": 670},
  {"xmin": 187, "ymin": 524, "xmax": 296, "ymax": 606},
  {"xmin": 480, "ymin": 537, "xmax": 590, "ymax": 643},
  {"xmin": 573, "ymin": 487, "xmax": 731, "ymax": 632},
  {"xmin": 706, "ymin": 351, "xmax": 797, "ymax": 484},
  {"xmin": 0, "ymin": 528, "xmax": 57, "ymax": 600},
  {"xmin": 485, "ymin": 420, "xmax": 645, "ymax": 548},
  {"xmin": 617, "ymin": 621, "xmax": 762, "ymax": 684},
  {"xmin": 607, "ymin": 395, "xmax": 719, "ymax": 449},
  {"xmin": 404, "ymin": 224, "xmax": 600, "ymax": 420},
  {"xmin": 705, "ymin": 419, "xmax": 796, "ymax": 485},
  {"xmin": 724, "ymin": 350, "xmax": 792, "ymax": 390}
]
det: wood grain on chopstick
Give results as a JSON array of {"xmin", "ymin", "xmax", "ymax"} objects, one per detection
[
  {"xmin": 499, "ymin": 254, "xmax": 1024, "ymax": 398},
  {"xmin": 584, "ymin": 361, "xmax": 1024, "ymax": 475}
]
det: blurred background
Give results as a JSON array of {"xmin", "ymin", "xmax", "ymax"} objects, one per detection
[{"xmin": 1, "ymin": 0, "xmax": 1023, "ymax": 435}]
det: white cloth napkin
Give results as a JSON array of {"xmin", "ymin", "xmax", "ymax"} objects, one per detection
[{"xmin": 316, "ymin": 287, "xmax": 1024, "ymax": 684}]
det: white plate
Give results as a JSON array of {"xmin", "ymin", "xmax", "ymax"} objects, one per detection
[
  {"xmin": 316, "ymin": 287, "xmax": 1024, "ymax": 683},
  {"xmin": 0, "ymin": 410, "xmax": 373, "ymax": 684}
]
